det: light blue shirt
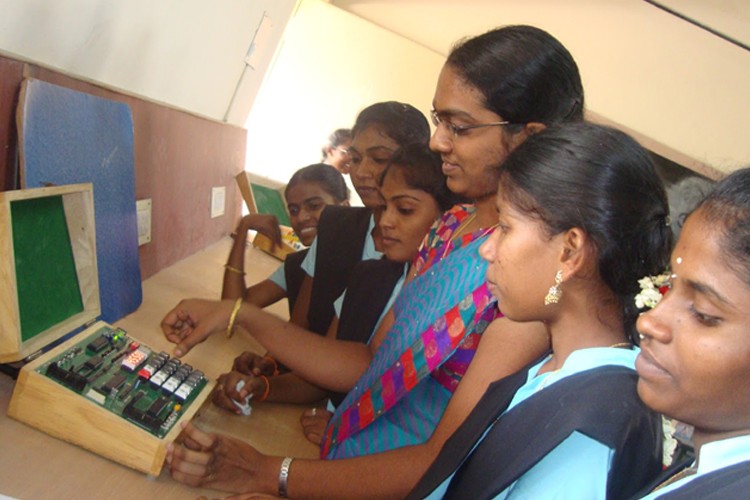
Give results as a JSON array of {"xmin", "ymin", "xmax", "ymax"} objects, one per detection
[
  {"xmin": 267, "ymin": 263, "xmax": 286, "ymax": 291},
  {"xmin": 426, "ymin": 346, "xmax": 639, "ymax": 500},
  {"xmin": 300, "ymin": 214, "xmax": 380, "ymax": 277},
  {"xmin": 642, "ymin": 434, "xmax": 750, "ymax": 498}
]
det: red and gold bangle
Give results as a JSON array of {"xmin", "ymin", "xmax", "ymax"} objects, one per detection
[
  {"xmin": 257, "ymin": 375, "xmax": 271, "ymax": 402},
  {"xmin": 264, "ymin": 354, "xmax": 280, "ymax": 376}
]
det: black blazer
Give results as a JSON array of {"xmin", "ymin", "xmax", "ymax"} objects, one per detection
[
  {"xmin": 328, "ymin": 258, "xmax": 406, "ymax": 407},
  {"xmin": 307, "ymin": 205, "xmax": 372, "ymax": 336},
  {"xmin": 283, "ymin": 248, "xmax": 308, "ymax": 316}
]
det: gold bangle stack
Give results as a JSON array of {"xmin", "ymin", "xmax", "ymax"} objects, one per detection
[{"xmin": 226, "ymin": 297, "xmax": 243, "ymax": 339}]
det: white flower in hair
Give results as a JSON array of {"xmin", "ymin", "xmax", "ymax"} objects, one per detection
[
  {"xmin": 635, "ymin": 272, "xmax": 671, "ymax": 309},
  {"xmin": 662, "ymin": 416, "xmax": 678, "ymax": 467}
]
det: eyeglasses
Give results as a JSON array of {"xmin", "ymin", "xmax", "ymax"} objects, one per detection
[
  {"xmin": 430, "ymin": 109, "xmax": 512, "ymax": 138},
  {"xmin": 335, "ymin": 147, "xmax": 350, "ymax": 156}
]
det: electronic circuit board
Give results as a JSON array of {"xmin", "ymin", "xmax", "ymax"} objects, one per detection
[{"xmin": 37, "ymin": 325, "xmax": 207, "ymax": 438}]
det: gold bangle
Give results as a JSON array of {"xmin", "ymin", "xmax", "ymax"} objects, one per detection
[
  {"xmin": 226, "ymin": 298, "xmax": 243, "ymax": 339},
  {"xmin": 224, "ymin": 264, "xmax": 246, "ymax": 276}
]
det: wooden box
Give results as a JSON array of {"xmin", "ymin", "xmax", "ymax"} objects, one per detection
[
  {"xmin": 2, "ymin": 184, "xmax": 213, "ymax": 476},
  {"xmin": 235, "ymin": 171, "xmax": 303, "ymax": 260},
  {"xmin": 0, "ymin": 183, "xmax": 99, "ymax": 363}
]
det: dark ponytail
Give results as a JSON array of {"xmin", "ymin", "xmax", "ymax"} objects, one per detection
[{"xmin": 500, "ymin": 122, "xmax": 673, "ymax": 341}]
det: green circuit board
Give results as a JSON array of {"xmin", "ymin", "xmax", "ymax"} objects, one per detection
[{"xmin": 37, "ymin": 325, "xmax": 208, "ymax": 438}]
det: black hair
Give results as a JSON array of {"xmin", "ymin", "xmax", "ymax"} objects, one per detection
[
  {"xmin": 695, "ymin": 167, "xmax": 750, "ymax": 286},
  {"xmin": 499, "ymin": 122, "xmax": 673, "ymax": 342},
  {"xmin": 285, "ymin": 163, "xmax": 349, "ymax": 203},
  {"xmin": 378, "ymin": 143, "xmax": 464, "ymax": 213},
  {"xmin": 321, "ymin": 128, "xmax": 352, "ymax": 160},
  {"xmin": 447, "ymin": 25, "xmax": 584, "ymax": 128},
  {"xmin": 351, "ymin": 101, "xmax": 430, "ymax": 147}
]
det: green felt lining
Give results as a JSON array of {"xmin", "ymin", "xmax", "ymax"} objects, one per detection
[{"xmin": 11, "ymin": 195, "xmax": 83, "ymax": 341}]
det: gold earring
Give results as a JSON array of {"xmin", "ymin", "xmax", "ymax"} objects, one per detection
[{"xmin": 544, "ymin": 270, "xmax": 563, "ymax": 305}]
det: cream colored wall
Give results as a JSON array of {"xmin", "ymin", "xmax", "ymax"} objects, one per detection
[
  {"xmin": 243, "ymin": 0, "xmax": 444, "ymax": 184},
  {"xmin": 0, "ymin": 0, "xmax": 297, "ymax": 125},
  {"xmin": 332, "ymin": 0, "xmax": 750, "ymax": 178}
]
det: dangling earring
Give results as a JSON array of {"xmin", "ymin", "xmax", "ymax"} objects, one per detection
[{"xmin": 544, "ymin": 270, "xmax": 563, "ymax": 306}]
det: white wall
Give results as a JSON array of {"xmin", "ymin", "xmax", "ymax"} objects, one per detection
[
  {"xmin": 0, "ymin": 0, "xmax": 297, "ymax": 125},
  {"xmin": 243, "ymin": 0, "xmax": 445, "ymax": 184}
]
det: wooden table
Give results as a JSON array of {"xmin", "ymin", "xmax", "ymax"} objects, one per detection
[{"xmin": 0, "ymin": 238, "xmax": 319, "ymax": 499}]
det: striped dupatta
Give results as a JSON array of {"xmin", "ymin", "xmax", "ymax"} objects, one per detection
[{"xmin": 320, "ymin": 205, "xmax": 499, "ymax": 458}]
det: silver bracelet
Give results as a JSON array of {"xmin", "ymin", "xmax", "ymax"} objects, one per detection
[{"xmin": 278, "ymin": 456, "xmax": 293, "ymax": 498}]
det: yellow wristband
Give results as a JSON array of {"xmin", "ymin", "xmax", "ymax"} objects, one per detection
[
  {"xmin": 226, "ymin": 298, "xmax": 243, "ymax": 339},
  {"xmin": 224, "ymin": 264, "xmax": 246, "ymax": 276}
]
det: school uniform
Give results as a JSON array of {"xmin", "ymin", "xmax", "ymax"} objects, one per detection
[
  {"xmin": 301, "ymin": 205, "xmax": 379, "ymax": 335},
  {"xmin": 410, "ymin": 347, "xmax": 662, "ymax": 500}
]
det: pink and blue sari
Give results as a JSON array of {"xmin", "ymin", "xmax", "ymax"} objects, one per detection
[{"xmin": 321, "ymin": 205, "xmax": 500, "ymax": 459}]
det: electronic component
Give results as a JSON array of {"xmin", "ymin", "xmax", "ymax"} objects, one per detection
[
  {"xmin": 36, "ymin": 326, "xmax": 208, "ymax": 438},
  {"xmin": 45, "ymin": 362, "xmax": 88, "ymax": 393},
  {"xmin": 161, "ymin": 364, "xmax": 192, "ymax": 394},
  {"xmin": 121, "ymin": 346, "xmax": 151, "ymax": 372},
  {"xmin": 87, "ymin": 336, "xmax": 109, "ymax": 353},
  {"xmin": 149, "ymin": 358, "xmax": 180, "ymax": 387},
  {"xmin": 174, "ymin": 370, "xmax": 205, "ymax": 402},
  {"xmin": 137, "ymin": 351, "xmax": 168, "ymax": 380},
  {"xmin": 100, "ymin": 373, "xmax": 127, "ymax": 395},
  {"xmin": 85, "ymin": 355, "xmax": 104, "ymax": 371}
]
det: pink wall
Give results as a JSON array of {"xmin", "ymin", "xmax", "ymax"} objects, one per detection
[{"xmin": 0, "ymin": 55, "xmax": 244, "ymax": 279}]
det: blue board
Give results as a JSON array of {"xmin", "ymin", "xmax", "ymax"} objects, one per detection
[{"xmin": 18, "ymin": 78, "xmax": 142, "ymax": 323}]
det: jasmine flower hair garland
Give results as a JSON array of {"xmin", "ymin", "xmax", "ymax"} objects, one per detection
[
  {"xmin": 634, "ymin": 272, "xmax": 672, "ymax": 310},
  {"xmin": 634, "ymin": 269, "xmax": 683, "ymax": 467}
]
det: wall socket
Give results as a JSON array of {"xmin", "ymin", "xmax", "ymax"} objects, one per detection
[
  {"xmin": 211, "ymin": 186, "xmax": 226, "ymax": 218},
  {"xmin": 136, "ymin": 199, "xmax": 152, "ymax": 245}
]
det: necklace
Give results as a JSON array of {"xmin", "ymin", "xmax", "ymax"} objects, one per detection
[
  {"xmin": 449, "ymin": 213, "xmax": 477, "ymax": 241},
  {"xmin": 652, "ymin": 466, "xmax": 697, "ymax": 491},
  {"xmin": 439, "ymin": 215, "xmax": 501, "ymax": 261},
  {"xmin": 609, "ymin": 342, "xmax": 633, "ymax": 349},
  {"xmin": 410, "ymin": 213, "xmax": 492, "ymax": 281}
]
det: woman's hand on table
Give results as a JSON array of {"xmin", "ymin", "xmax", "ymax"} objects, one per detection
[
  {"xmin": 232, "ymin": 351, "xmax": 278, "ymax": 377},
  {"xmin": 161, "ymin": 298, "xmax": 234, "ymax": 357},
  {"xmin": 213, "ymin": 371, "xmax": 268, "ymax": 414},
  {"xmin": 299, "ymin": 407, "xmax": 332, "ymax": 445},
  {"xmin": 167, "ymin": 422, "xmax": 271, "ymax": 494}
]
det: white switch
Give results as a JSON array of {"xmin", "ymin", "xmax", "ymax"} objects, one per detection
[
  {"xmin": 211, "ymin": 186, "xmax": 226, "ymax": 218},
  {"xmin": 136, "ymin": 199, "xmax": 152, "ymax": 245}
]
